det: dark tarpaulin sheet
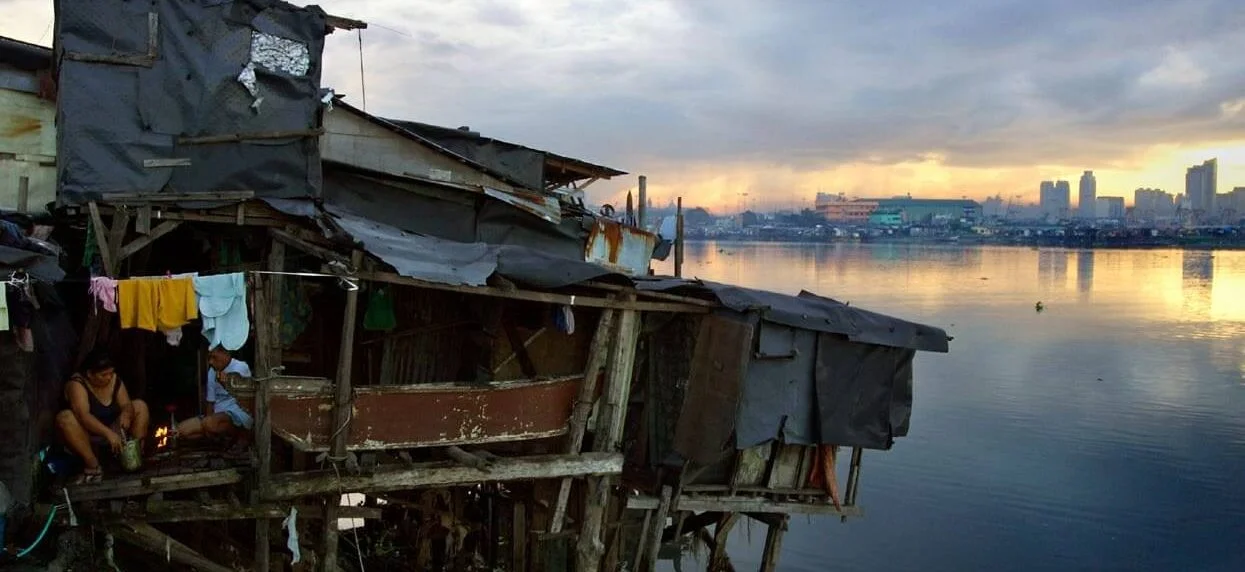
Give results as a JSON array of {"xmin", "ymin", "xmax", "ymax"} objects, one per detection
[
  {"xmin": 814, "ymin": 335, "xmax": 915, "ymax": 450},
  {"xmin": 323, "ymin": 167, "xmax": 477, "ymax": 244},
  {"xmin": 54, "ymin": 0, "xmax": 326, "ymax": 203},
  {"xmin": 0, "ymin": 246, "xmax": 65, "ymax": 283},
  {"xmin": 635, "ymin": 277, "xmax": 949, "ymax": 353}
]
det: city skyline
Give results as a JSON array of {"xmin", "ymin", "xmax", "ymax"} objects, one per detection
[{"xmin": 4, "ymin": 0, "xmax": 1245, "ymax": 212}]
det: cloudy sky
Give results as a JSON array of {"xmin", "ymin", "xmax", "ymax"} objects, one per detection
[{"xmin": 5, "ymin": 0, "xmax": 1245, "ymax": 211}]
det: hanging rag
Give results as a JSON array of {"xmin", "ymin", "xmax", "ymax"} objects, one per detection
[
  {"xmin": 117, "ymin": 279, "xmax": 159, "ymax": 331},
  {"xmin": 88, "ymin": 277, "xmax": 119, "ymax": 313},
  {"xmin": 194, "ymin": 273, "xmax": 249, "ymax": 350},
  {"xmin": 163, "ymin": 327, "xmax": 184, "ymax": 346},
  {"xmin": 155, "ymin": 277, "xmax": 197, "ymax": 330},
  {"xmin": 283, "ymin": 507, "xmax": 301, "ymax": 564},
  {"xmin": 363, "ymin": 286, "xmax": 396, "ymax": 331}
]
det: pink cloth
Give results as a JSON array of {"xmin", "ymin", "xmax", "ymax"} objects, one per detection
[{"xmin": 89, "ymin": 276, "xmax": 118, "ymax": 313}]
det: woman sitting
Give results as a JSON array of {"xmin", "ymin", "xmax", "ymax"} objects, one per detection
[{"xmin": 55, "ymin": 350, "xmax": 149, "ymax": 482}]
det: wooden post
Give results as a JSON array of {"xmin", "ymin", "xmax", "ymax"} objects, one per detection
[
  {"xmin": 17, "ymin": 176, "xmax": 29, "ymax": 213},
  {"xmin": 323, "ymin": 250, "xmax": 363, "ymax": 572},
  {"xmin": 549, "ymin": 308, "xmax": 617, "ymax": 533},
  {"xmin": 758, "ymin": 515, "xmax": 790, "ymax": 572},
  {"xmin": 677, "ymin": 196, "xmax": 687, "ymax": 277},
  {"xmin": 576, "ymin": 300, "xmax": 641, "ymax": 572},
  {"xmin": 708, "ymin": 513, "xmax": 738, "ymax": 571},
  {"xmin": 640, "ymin": 485, "xmax": 673, "ymax": 571},
  {"xmin": 637, "ymin": 175, "xmax": 647, "ymax": 229},
  {"xmin": 254, "ymin": 343, "xmax": 273, "ymax": 571},
  {"xmin": 256, "ymin": 240, "xmax": 285, "ymax": 374},
  {"xmin": 513, "ymin": 501, "xmax": 528, "ymax": 572}
]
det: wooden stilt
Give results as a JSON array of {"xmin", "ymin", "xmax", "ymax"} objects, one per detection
[
  {"xmin": 109, "ymin": 522, "xmax": 233, "ymax": 572},
  {"xmin": 758, "ymin": 515, "xmax": 790, "ymax": 572},
  {"xmin": 576, "ymin": 302, "xmax": 641, "ymax": 572},
  {"xmin": 549, "ymin": 308, "xmax": 617, "ymax": 533},
  {"xmin": 640, "ymin": 485, "xmax": 674, "ymax": 571},
  {"xmin": 513, "ymin": 501, "xmax": 528, "ymax": 572},
  {"xmin": 708, "ymin": 513, "xmax": 738, "ymax": 572},
  {"xmin": 322, "ymin": 250, "xmax": 364, "ymax": 572}
]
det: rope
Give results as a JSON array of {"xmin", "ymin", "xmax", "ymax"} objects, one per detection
[{"xmin": 332, "ymin": 463, "xmax": 367, "ymax": 572}]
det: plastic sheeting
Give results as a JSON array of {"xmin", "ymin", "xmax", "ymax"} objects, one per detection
[{"xmin": 54, "ymin": 0, "xmax": 328, "ymax": 203}]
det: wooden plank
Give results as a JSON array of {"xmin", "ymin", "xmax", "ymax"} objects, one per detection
[
  {"xmin": 625, "ymin": 495, "xmax": 863, "ymax": 517},
  {"xmin": 176, "ymin": 128, "xmax": 324, "ymax": 145},
  {"xmin": 110, "ymin": 522, "xmax": 232, "ymax": 572},
  {"xmin": 72, "ymin": 503, "xmax": 381, "ymax": 524},
  {"xmin": 766, "ymin": 445, "xmax": 807, "ymax": 490},
  {"xmin": 66, "ymin": 469, "xmax": 244, "ymax": 502},
  {"xmin": 142, "ymin": 158, "xmax": 192, "ymax": 168},
  {"xmin": 583, "ymin": 281, "xmax": 717, "ymax": 308},
  {"xmin": 359, "ymin": 271, "xmax": 710, "ymax": 314},
  {"xmin": 731, "ymin": 443, "xmax": 774, "ymax": 489},
  {"xmin": 117, "ymin": 220, "xmax": 180, "ymax": 261},
  {"xmin": 106, "ymin": 207, "xmax": 131, "ymax": 274},
  {"xmin": 549, "ymin": 308, "xmax": 617, "ymax": 533},
  {"xmin": 264, "ymin": 453, "xmax": 622, "ymax": 500},
  {"xmin": 325, "ymin": 14, "xmax": 368, "ymax": 30},
  {"xmin": 264, "ymin": 240, "xmax": 286, "ymax": 372}
]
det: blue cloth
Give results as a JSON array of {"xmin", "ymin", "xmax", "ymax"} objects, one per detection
[
  {"xmin": 207, "ymin": 359, "xmax": 253, "ymax": 429},
  {"xmin": 193, "ymin": 273, "xmax": 249, "ymax": 351}
]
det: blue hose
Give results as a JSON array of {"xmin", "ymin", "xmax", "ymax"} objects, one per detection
[{"xmin": 15, "ymin": 505, "xmax": 58, "ymax": 558}]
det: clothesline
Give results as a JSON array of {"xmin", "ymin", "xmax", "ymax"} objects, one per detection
[{"xmin": 247, "ymin": 270, "xmax": 358, "ymax": 291}]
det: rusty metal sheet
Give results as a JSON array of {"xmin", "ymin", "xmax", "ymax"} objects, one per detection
[
  {"xmin": 584, "ymin": 218, "xmax": 657, "ymax": 276},
  {"xmin": 483, "ymin": 186, "xmax": 562, "ymax": 224},
  {"xmin": 236, "ymin": 375, "xmax": 582, "ymax": 451}
]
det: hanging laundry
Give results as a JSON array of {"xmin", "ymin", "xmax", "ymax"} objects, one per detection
[
  {"xmin": 118, "ymin": 279, "xmax": 157, "ymax": 331},
  {"xmin": 363, "ymin": 286, "xmax": 396, "ymax": 331},
  {"xmin": 155, "ymin": 277, "xmax": 197, "ymax": 330},
  {"xmin": 194, "ymin": 273, "xmax": 249, "ymax": 350},
  {"xmin": 88, "ymin": 276, "xmax": 118, "ymax": 313},
  {"xmin": 163, "ymin": 327, "xmax": 184, "ymax": 347}
]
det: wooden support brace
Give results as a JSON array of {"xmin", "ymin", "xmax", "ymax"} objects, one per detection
[
  {"xmin": 549, "ymin": 308, "xmax": 617, "ymax": 533},
  {"xmin": 759, "ymin": 515, "xmax": 790, "ymax": 572},
  {"xmin": 270, "ymin": 227, "xmax": 349, "ymax": 264},
  {"xmin": 640, "ymin": 485, "xmax": 674, "ymax": 572},
  {"xmin": 117, "ymin": 220, "xmax": 180, "ymax": 261},
  {"xmin": 709, "ymin": 513, "xmax": 739, "ymax": 571},
  {"xmin": 109, "ymin": 522, "xmax": 232, "ymax": 572}
]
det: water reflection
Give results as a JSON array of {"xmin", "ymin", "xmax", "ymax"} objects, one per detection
[{"xmin": 654, "ymin": 243, "xmax": 1245, "ymax": 572}]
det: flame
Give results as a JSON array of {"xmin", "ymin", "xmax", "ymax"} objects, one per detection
[{"xmin": 155, "ymin": 425, "xmax": 169, "ymax": 449}]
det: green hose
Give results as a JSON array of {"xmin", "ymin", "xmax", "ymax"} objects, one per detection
[{"xmin": 15, "ymin": 504, "xmax": 58, "ymax": 558}]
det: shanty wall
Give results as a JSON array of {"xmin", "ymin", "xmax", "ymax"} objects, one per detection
[{"xmin": 0, "ymin": 78, "xmax": 56, "ymax": 213}]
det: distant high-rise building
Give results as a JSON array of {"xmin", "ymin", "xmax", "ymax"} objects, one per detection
[
  {"xmin": 1039, "ymin": 180, "xmax": 1070, "ymax": 219},
  {"xmin": 983, "ymin": 195, "xmax": 1005, "ymax": 218},
  {"xmin": 1133, "ymin": 188, "xmax": 1175, "ymax": 221},
  {"xmin": 1185, "ymin": 159, "xmax": 1217, "ymax": 217},
  {"xmin": 1078, "ymin": 171, "xmax": 1097, "ymax": 218},
  {"xmin": 1095, "ymin": 196, "xmax": 1125, "ymax": 220}
]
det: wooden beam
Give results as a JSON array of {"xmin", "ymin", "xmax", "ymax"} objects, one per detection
[
  {"xmin": 326, "ymin": 14, "xmax": 368, "ymax": 30},
  {"xmin": 640, "ymin": 485, "xmax": 674, "ymax": 571},
  {"xmin": 264, "ymin": 453, "xmax": 623, "ymax": 500},
  {"xmin": 625, "ymin": 496, "xmax": 863, "ymax": 517},
  {"xmin": 87, "ymin": 201, "xmax": 114, "ymax": 275},
  {"xmin": 117, "ymin": 221, "xmax": 181, "ymax": 261},
  {"xmin": 134, "ymin": 205, "xmax": 152, "ymax": 234},
  {"xmin": 103, "ymin": 191, "xmax": 256, "ymax": 203},
  {"xmin": 270, "ymin": 228, "xmax": 348, "ymax": 263},
  {"xmin": 176, "ymin": 128, "xmax": 324, "ymax": 145},
  {"xmin": 254, "ymin": 273, "xmax": 275, "ymax": 572},
  {"xmin": 109, "ymin": 522, "xmax": 232, "ymax": 572},
  {"xmin": 709, "ymin": 513, "xmax": 738, "ymax": 571},
  {"xmin": 582, "ymin": 281, "xmax": 718, "ymax": 308},
  {"xmin": 142, "ymin": 158, "xmax": 192, "ymax": 168},
  {"xmin": 107, "ymin": 207, "xmax": 131, "ymax": 274},
  {"xmin": 548, "ymin": 308, "xmax": 617, "ymax": 533},
  {"xmin": 66, "ymin": 502, "xmax": 381, "ymax": 524},
  {"xmin": 358, "ymin": 271, "xmax": 709, "ymax": 314},
  {"xmin": 66, "ymin": 469, "xmax": 243, "ymax": 502}
]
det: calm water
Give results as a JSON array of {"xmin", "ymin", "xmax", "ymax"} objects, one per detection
[{"xmin": 656, "ymin": 242, "xmax": 1245, "ymax": 572}]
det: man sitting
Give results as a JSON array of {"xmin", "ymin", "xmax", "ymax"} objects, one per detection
[
  {"xmin": 175, "ymin": 346, "xmax": 253, "ymax": 446},
  {"xmin": 56, "ymin": 350, "xmax": 149, "ymax": 483}
]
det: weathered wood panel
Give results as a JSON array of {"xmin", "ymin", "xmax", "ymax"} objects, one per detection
[
  {"xmin": 231, "ymin": 375, "xmax": 583, "ymax": 451},
  {"xmin": 321, "ymin": 109, "xmax": 518, "ymax": 192}
]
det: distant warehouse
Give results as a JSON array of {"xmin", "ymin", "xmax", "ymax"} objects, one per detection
[{"xmin": 816, "ymin": 195, "xmax": 981, "ymax": 224}]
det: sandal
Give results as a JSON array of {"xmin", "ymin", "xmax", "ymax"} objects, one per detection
[{"xmin": 75, "ymin": 466, "xmax": 103, "ymax": 484}]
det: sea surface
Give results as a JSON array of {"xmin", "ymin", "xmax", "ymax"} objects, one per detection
[{"xmin": 654, "ymin": 242, "xmax": 1245, "ymax": 572}]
